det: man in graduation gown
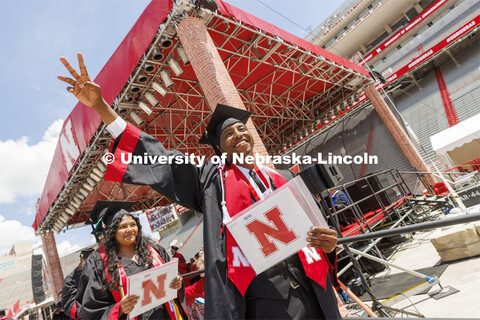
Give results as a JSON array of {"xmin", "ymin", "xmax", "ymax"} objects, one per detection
[
  {"xmin": 62, "ymin": 247, "xmax": 94, "ymax": 319},
  {"xmin": 58, "ymin": 53, "xmax": 340, "ymax": 319}
]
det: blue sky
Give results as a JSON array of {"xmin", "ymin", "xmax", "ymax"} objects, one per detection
[{"xmin": 0, "ymin": 0, "xmax": 343, "ymax": 256}]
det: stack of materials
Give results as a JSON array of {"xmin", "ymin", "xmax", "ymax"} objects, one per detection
[{"xmin": 430, "ymin": 222, "xmax": 480, "ymax": 262}]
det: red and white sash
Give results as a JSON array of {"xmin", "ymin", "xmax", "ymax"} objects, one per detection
[
  {"xmin": 99, "ymin": 244, "xmax": 184, "ymax": 320},
  {"xmin": 222, "ymin": 164, "xmax": 330, "ymax": 296}
]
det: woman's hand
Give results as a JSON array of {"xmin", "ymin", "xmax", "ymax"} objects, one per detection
[
  {"xmin": 306, "ymin": 226, "xmax": 338, "ymax": 253},
  {"xmin": 57, "ymin": 53, "xmax": 106, "ymax": 110},
  {"xmin": 169, "ymin": 275, "xmax": 183, "ymax": 290},
  {"xmin": 119, "ymin": 295, "xmax": 139, "ymax": 316}
]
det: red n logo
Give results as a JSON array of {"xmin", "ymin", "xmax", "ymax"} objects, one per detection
[
  {"xmin": 245, "ymin": 206, "xmax": 297, "ymax": 257},
  {"xmin": 141, "ymin": 274, "xmax": 166, "ymax": 306}
]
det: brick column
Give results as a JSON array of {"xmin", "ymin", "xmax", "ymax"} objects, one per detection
[
  {"xmin": 177, "ymin": 17, "xmax": 272, "ymax": 166},
  {"xmin": 41, "ymin": 232, "xmax": 64, "ymax": 301},
  {"xmin": 364, "ymin": 85, "xmax": 437, "ymax": 186}
]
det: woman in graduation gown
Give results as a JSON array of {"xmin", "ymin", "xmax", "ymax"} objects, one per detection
[{"xmin": 79, "ymin": 203, "xmax": 187, "ymax": 320}]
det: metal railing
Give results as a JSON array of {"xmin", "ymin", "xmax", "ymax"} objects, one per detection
[
  {"xmin": 317, "ymin": 169, "xmax": 451, "ymax": 283},
  {"xmin": 444, "ymin": 157, "xmax": 480, "ymax": 173}
]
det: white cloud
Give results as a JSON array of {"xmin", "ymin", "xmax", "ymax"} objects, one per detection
[
  {"xmin": 0, "ymin": 119, "xmax": 63, "ymax": 203},
  {"xmin": 56, "ymin": 240, "xmax": 81, "ymax": 257},
  {"xmin": 0, "ymin": 214, "xmax": 37, "ymax": 255}
]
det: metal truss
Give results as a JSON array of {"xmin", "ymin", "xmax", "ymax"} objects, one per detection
[{"xmin": 36, "ymin": 0, "xmax": 372, "ymax": 234}]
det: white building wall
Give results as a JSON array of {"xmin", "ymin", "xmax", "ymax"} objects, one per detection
[{"xmin": 393, "ymin": 37, "xmax": 479, "ymax": 163}]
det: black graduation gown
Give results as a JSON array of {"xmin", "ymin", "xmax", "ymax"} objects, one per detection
[
  {"xmin": 62, "ymin": 265, "xmax": 82, "ymax": 319},
  {"xmin": 107, "ymin": 125, "xmax": 340, "ymax": 319},
  {"xmin": 78, "ymin": 244, "xmax": 185, "ymax": 320}
]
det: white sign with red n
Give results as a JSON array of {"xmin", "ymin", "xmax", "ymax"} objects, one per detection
[
  {"xmin": 127, "ymin": 259, "xmax": 178, "ymax": 318},
  {"xmin": 227, "ymin": 177, "xmax": 326, "ymax": 274}
]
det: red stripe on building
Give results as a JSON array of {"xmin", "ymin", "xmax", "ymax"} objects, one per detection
[{"xmin": 435, "ymin": 68, "xmax": 459, "ymax": 127}]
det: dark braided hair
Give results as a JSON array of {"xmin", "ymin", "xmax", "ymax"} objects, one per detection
[{"xmin": 104, "ymin": 213, "xmax": 154, "ymax": 290}]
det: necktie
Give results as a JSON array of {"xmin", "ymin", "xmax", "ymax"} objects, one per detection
[{"xmin": 249, "ymin": 169, "xmax": 266, "ymax": 193}]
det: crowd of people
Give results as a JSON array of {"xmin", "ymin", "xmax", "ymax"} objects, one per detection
[
  {"xmin": 148, "ymin": 207, "xmax": 176, "ymax": 231},
  {"xmin": 55, "ymin": 53, "xmax": 339, "ymax": 319}
]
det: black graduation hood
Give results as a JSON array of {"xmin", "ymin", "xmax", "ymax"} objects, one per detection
[{"xmin": 198, "ymin": 104, "xmax": 251, "ymax": 147}]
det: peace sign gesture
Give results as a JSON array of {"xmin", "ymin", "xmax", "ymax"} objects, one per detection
[{"xmin": 57, "ymin": 53, "xmax": 105, "ymax": 109}]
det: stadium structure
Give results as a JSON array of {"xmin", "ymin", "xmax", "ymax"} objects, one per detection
[{"xmin": 8, "ymin": 0, "xmax": 477, "ymax": 318}]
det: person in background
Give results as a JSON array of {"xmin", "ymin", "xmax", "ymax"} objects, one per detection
[
  {"xmin": 188, "ymin": 256, "xmax": 201, "ymax": 285},
  {"xmin": 329, "ymin": 188, "xmax": 356, "ymax": 227},
  {"xmin": 62, "ymin": 247, "xmax": 95, "ymax": 319},
  {"xmin": 329, "ymin": 188, "xmax": 351, "ymax": 207},
  {"xmin": 171, "ymin": 241, "xmax": 189, "ymax": 286},
  {"xmin": 185, "ymin": 251, "xmax": 205, "ymax": 320},
  {"xmin": 53, "ymin": 301, "xmax": 69, "ymax": 320}
]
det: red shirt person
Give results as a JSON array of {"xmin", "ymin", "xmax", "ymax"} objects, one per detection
[{"xmin": 170, "ymin": 244, "xmax": 188, "ymax": 286}]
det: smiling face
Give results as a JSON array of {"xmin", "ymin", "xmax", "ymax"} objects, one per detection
[
  {"xmin": 114, "ymin": 215, "xmax": 138, "ymax": 248},
  {"xmin": 219, "ymin": 122, "xmax": 254, "ymax": 162}
]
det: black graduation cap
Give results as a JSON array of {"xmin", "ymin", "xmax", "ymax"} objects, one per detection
[
  {"xmin": 87, "ymin": 200, "xmax": 135, "ymax": 233},
  {"xmin": 79, "ymin": 247, "xmax": 95, "ymax": 259},
  {"xmin": 198, "ymin": 104, "xmax": 251, "ymax": 148}
]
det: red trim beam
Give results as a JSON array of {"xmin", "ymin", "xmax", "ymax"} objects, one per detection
[
  {"xmin": 386, "ymin": 15, "xmax": 479, "ymax": 83},
  {"xmin": 361, "ymin": 0, "xmax": 450, "ymax": 65}
]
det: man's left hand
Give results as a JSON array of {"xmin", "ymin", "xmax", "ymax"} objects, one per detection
[
  {"xmin": 169, "ymin": 275, "xmax": 183, "ymax": 290},
  {"xmin": 307, "ymin": 227, "xmax": 337, "ymax": 253}
]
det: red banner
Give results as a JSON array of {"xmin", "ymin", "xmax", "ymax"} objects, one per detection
[
  {"xmin": 353, "ymin": 16, "xmax": 478, "ymax": 107},
  {"xmin": 6, "ymin": 300, "xmax": 21, "ymax": 319},
  {"xmin": 285, "ymin": 15, "xmax": 478, "ymax": 154},
  {"xmin": 33, "ymin": 0, "xmax": 173, "ymax": 231},
  {"xmin": 360, "ymin": 0, "xmax": 450, "ymax": 65},
  {"xmin": 386, "ymin": 15, "xmax": 479, "ymax": 83}
]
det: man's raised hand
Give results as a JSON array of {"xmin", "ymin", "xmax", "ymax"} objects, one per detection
[
  {"xmin": 57, "ymin": 53, "xmax": 105, "ymax": 109},
  {"xmin": 57, "ymin": 53, "xmax": 118, "ymax": 125}
]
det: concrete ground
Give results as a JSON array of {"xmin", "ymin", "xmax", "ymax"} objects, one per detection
[{"xmin": 346, "ymin": 204, "xmax": 480, "ymax": 318}]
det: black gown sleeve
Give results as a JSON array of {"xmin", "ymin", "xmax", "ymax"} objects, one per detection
[
  {"xmin": 104, "ymin": 123, "xmax": 215, "ymax": 212},
  {"xmin": 62, "ymin": 268, "xmax": 81, "ymax": 319},
  {"xmin": 75, "ymin": 254, "xmax": 95, "ymax": 316},
  {"xmin": 79, "ymin": 252, "xmax": 125, "ymax": 320}
]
